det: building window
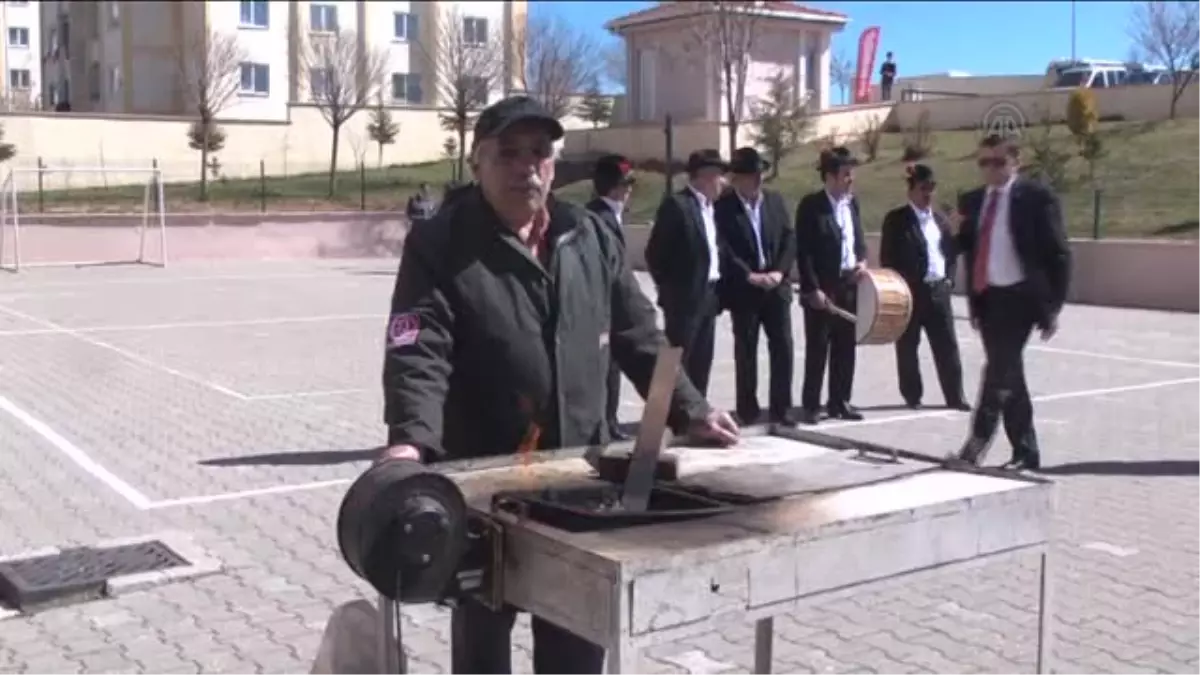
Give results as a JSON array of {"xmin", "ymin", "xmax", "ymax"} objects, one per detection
[
  {"xmin": 7, "ymin": 27, "xmax": 28, "ymax": 48},
  {"xmin": 109, "ymin": 66, "xmax": 121, "ymax": 95},
  {"xmin": 239, "ymin": 0, "xmax": 268, "ymax": 28},
  {"xmin": 309, "ymin": 4, "xmax": 338, "ymax": 33},
  {"xmin": 309, "ymin": 67, "xmax": 332, "ymax": 99},
  {"xmin": 391, "ymin": 73, "xmax": 422, "ymax": 104},
  {"xmin": 109, "ymin": 1, "xmax": 120, "ymax": 26},
  {"xmin": 462, "ymin": 17, "xmax": 488, "ymax": 46},
  {"xmin": 239, "ymin": 62, "xmax": 270, "ymax": 95},
  {"xmin": 393, "ymin": 12, "xmax": 417, "ymax": 41},
  {"xmin": 88, "ymin": 62, "xmax": 100, "ymax": 102},
  {"xmin": 463, "ymin": 75, "xmax": 489, "ymax": 105},
  {"xmin": 8, "ymin": 69, "xmax": 30, "ymax": 90}
]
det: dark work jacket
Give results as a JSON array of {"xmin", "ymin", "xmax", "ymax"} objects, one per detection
[
  {"xmin": 955, "ymin": 179, "xmax": 1071, "ymax": 328},
  {"xmin": 585, "ymin": 197, "xmax": 626, "ymax": 246},
  {"xmin": 383, "ymin": 188, "xmax": 709, "ymax": 461},
  {"xmin": 793, "ymin": 189, "xmax": 867, "ymax": 295},
  {"xmin": 714, "ymin": 187, "xmax": 796, "ymax": 306},
  {"xmin": 645, "ymin": 187, "xmax": 721, "ymax": 315},
  {"xmin": 879, "ymin": 204, "xmax": 959, "ymax": 289}
]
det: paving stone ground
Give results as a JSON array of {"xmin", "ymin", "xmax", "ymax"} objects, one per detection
[{"xmin": 0, "ymin": 259, "xmax": 1196, "ymax": 674}]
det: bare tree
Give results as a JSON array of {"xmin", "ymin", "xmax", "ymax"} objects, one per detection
[
  {"xmin": 423, "ymin": 9, "xmax": 505, "ymax": 182},
  {"xmin": 301, "ymin": 30, "xmax": 388, "ymax": 197},
  {"xmin": 519, "ymin": 15, "xmax": 600, "ymax": 120},
  {"xmin": 602, "ymin": 43, "xmax": 628, "ymax": 91},
  {"xmin": 687, "ymin": 1, "xmax": 759, "ymax": 153},
  {"xmin": 1128, "ymin": 1, "xmax": 1200, "ymax": 119},
  {"xmin": 830, "ymin": 50, "xmax": 854, "ymax": 106},
  {"xmin": 175, "ymin": 27, "xmax": 245, "ymax": 200},
  {"xmin": 748, "ymin": 70, "xmax": 811, "ymax": 179}
]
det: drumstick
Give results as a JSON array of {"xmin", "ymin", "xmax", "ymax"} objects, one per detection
[{"xmin": 826, "ymin": 304, "xmax": 857, "ymax": 323}]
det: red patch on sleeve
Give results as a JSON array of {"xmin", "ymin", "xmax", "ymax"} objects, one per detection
[{"xmin": 388, "ymin": 313, "xmax": 421, "ymax": 347}]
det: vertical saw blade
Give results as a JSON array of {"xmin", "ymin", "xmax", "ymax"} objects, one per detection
[{"xmin": 621, "ymin": 346, "xmax": 683, "ymax": 512}]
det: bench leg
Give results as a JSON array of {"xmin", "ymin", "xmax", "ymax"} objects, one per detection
[{"xmin": 754, "ymin": 618, "xmax": 774, "ymax": 674}]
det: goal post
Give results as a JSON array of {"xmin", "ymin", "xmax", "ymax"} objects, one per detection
[{"xmin": 0, "ymin": 165, "xmax": 169, "ymax": 272}]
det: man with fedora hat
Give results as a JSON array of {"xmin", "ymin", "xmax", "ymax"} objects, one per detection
[
  {"xmin": 879, "ymin": 163, "xmax": 971, "ymax": 412},
  {"xmin": 794, "ymin": 146, "xmax": 868, "ymax": 425},
  {"xmin": 645, "ymin": 148, "xmax": 730, "ymax": 396},
  {"xmin": 370, "ymin": 96, "xmax": 739, "ymax": 674},
  {"xmin": 587, "ymin": 154, "xmax": 638, "ymax": 441},
  {"xmin": 715, "ymin": 147, "xmax": 798, "ymax": 426}
]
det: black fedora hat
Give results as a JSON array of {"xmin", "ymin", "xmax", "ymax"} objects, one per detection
[
  {"xmin": 594, "ymin": 154, "xmax": 636, "ymax": 186},
  {"xmin": 686, "ymin": 149, "xmax": 728, "ymax": 174},
  {"xmin": 906, "ymin": 163, "xmax": 936, "ymax": 185},
  {"xmin": 729, "ymin": 147, "xmax": 771, "ymax": 175}
]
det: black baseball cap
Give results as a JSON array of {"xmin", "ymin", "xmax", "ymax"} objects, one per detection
[{"xmin": 472, "ymin": 96, "xmax": 564, "ymax": 148}]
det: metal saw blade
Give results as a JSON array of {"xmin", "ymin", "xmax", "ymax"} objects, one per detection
[{"xmin": 621, "ymin": 346, "xmax": 683, "ymax": 512}]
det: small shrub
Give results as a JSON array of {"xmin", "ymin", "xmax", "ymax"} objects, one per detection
[
  {"xmin": 856, "ymin": 117, "xmax": 884, "ymax": 162},
  {"xmin": 0, "ymin": 123, "xmax": 16, "ymax": 163},
  {"xmin": 186, "ymin": 120, "xmax": 225, "ymax": 153},
  {"xmin": 901, "ymin": 109, "xmax": 935, "ymax": 160},
  {"xmin": 1024, "ymin": 117, "xmax": 1073, "ymax": 192},
  {"xmin": 1066, "ymin": 88, "xmax": 1099, "ymax": 140}
]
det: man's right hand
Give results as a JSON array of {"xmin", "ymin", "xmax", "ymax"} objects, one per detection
[
  {"xmin": 377, "ymin": 444, "xmax": 422, "ymax": 464},
  {"xmin": 805, "ymin": 290, "xmax": 828, "ymax": 310},
  {"xmin": 949, "ymin": 209, "xmax": 965, "ymax": 234},
  {"xmin": 748, "ymin": 273, "xmax": 772, "ymax": 288}
]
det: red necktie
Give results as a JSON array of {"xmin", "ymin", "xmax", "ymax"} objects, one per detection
[{"xmin": 972, "ymin": 190, "xmax": 1000, "ymax": 295}]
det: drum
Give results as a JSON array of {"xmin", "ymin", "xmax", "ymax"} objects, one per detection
[{"xmin": 854, "ymin": 268, "xmax": 913, "ymax": 345}]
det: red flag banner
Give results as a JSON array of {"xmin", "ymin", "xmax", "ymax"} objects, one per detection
[{"xmin": 853, "ymin": 26, "xmax": 881, "ymax": 104}]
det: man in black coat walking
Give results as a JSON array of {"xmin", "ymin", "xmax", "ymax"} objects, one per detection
[
  {"xmin": 714, "ymin": 147, "xmax": 797, "ymax": 426},
  {"xmin": 586, "ymin": 154, "xmax": 637, "ymax": 441}
]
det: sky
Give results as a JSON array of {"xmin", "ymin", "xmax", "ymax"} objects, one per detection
[{"xmin": 531, "ymin": 1, "xmax": 1141, "ymax": 102}]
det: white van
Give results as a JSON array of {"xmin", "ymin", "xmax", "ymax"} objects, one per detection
[{"xmin": 1044, "ymin": 59, "xmax": 1127, "ymax": 88}]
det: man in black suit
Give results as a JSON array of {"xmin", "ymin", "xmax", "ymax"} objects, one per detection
[
  {"xmin": 879, "ymin": 164, "xmax": 971, "ymax": 412},
  {"xmin": 586, "ymin": 154, "xmax": 637, "ymax": 441},
  {"xmin": 645, "ymin": 149, "xmax": 728, "ymax": 396},
  {"xmin": 951, "ymin": 134, "xmax": 1071, "ymax": 471},
  {"xmin": 794, "ymin": 147, "xmax": 867, "ymax": 425},
  {"xmin": 715, "ymin": 147, "xmax": 797, "ymax": 426}
]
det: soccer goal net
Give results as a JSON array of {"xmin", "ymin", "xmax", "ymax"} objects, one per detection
[{"xmin": 0, "ymin": 165, "xmax": 168, "ymax": 272}]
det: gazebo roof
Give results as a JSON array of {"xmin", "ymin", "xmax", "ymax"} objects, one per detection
[{"xmin": 605, "ymin": 1, "xmax": 849, "ymax": 34}]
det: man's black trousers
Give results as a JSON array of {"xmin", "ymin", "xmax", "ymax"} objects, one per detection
[
  {"xmin": 801, "ymin": 278, "xmax": 857, "ymax": 412},
  {"xmin": 969, "ymin": 284, "xmax": 1041, "ymax": 461},
  {"xmin": 894, "ymin": 279, "xmax": 966, "ymax": 406},
  {"xmin": 662, "ymin": 283, "xmax": 719, "ymax": 396},
  {"xmin": 730, "ymin": 291, "xmax": 794, "ymax": 421},
  {"xmin": 452, "ymin": 599, "xmax": 604, "ymax": 673}
]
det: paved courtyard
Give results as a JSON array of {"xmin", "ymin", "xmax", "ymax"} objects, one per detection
[{"xmin": 0, "ymin": 258, "xmax": 1196, "ymax": 674}]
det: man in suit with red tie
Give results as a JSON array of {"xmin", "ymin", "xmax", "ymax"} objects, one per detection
[
  {"xmin": 714, "ymin": 147, "xmax": 798, "ymax": 427},
  {"xmin": 951, "ymin": 134, "xmax": 1072, "ymax": 471},
  {"xmin": 586, "ymin": 154, "xmax": 637, "ymax": 441}
]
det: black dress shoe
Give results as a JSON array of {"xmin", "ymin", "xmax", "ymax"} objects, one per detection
[
  {"xmin": 952, "ymin": 438, "xmax": 991, "ymax": 466},
  {"xmin": 905, "ymin": 400, "xmax": 922, "ymax": 410},
  {"xmin": 608, "ymin": 424, "xmax": 630, "ymax": 442},
  {"xmin": 769, "ymin": 412, "xmax": 799, "ymax": 428},
  {"xmin": 735, "ymin": 410, "xmax": 764, "ymax": 426},
  {"xmin": 1002, "ymin": 455, "xmax": 1041, "ymax": 472},
  {"xmin": 828, "ymin": 404, "xmax": 864, "ymax": 421},
  {"xmin": 798, "ymin": 409, "xmax": 821, "ymax": 425},
  {"xmin": 947, "ymin": 401, "xmax": 973, "ymax": 412}
]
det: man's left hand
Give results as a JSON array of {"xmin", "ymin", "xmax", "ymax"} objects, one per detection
[
  {"xmin": 685, "ymin": 410, "xmax": 740, "ymax": 447},
  {"xmin": 852, "ymin": 262, "xmax": 867, "ymax": 281},
  {"xmin": 765, "ymin": 271, "xmax": 784, "ymax": 287}
]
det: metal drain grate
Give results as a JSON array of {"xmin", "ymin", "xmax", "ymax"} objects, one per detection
[{"xmin": 0, "ymin": 540, "xmax": 189, "ymax": 611}]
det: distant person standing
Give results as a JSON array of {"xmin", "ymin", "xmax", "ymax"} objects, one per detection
[
  {"xmin": 586, "ymin": 154, "xmax": 637, "ymax": 442},
  {"xmin": 880, "ymin": 52, "xmax": 897, "ymax": 101},
  {"xmin": 405, "ymin": 183, "xmax": 437, "ymax": 223}
]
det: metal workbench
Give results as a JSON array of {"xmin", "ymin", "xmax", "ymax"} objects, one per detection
[{"xmin": 384, "ymin": 425, "xmax": 1056, "ymax": 674}]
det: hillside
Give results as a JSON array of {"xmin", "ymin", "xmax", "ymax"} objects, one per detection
[{"xmin": 555, "ymin": 119, "xmax": 1199, "ymax": 239}]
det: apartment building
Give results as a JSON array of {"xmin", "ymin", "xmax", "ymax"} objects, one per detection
[
  {"xmin": 39, "ymin": 0, "xmax": 524, "ymax": 121},
  {"xmin": 2, "ymin": 0, "xmax": 42, "ymax": 110}
]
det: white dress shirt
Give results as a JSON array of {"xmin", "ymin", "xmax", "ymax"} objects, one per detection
[
  {"xmin": 600, "ymin": 196, "xmax": 624, "ymax": 227},
  {"xmin": 826, "ymin": 191, "xmax": 857, "ymax": 271},
  {"xmin": 739, "ymin": 192, "xmax": 766, "ymax": 269},
  {"xmin": 910, "ymin": 202, "xmax": 946, "ymax": 282},
  {"xmin": 982, "ymin": 176, "xmax": 1025, "ymax": 287},
  {"xmin": 688, "ymin": 185, "xmax": 721, "ymax": 281}
]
